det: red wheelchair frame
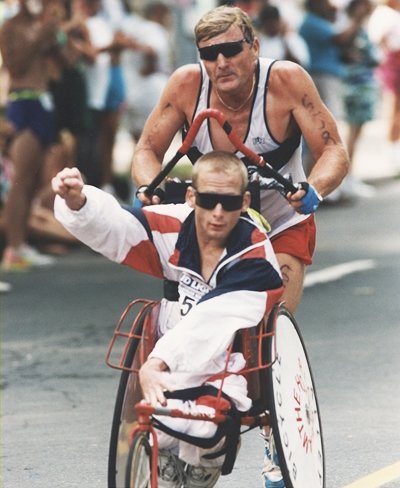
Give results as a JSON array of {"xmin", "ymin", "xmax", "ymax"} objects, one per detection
[{"xmin": 105, "ymin": 299, "xmax": 325, "ymax": 488}]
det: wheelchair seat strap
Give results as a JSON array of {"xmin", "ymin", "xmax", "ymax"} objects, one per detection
[{"xmin": 156, "ymin": 385, "xmax": 242, "ymax": 475}]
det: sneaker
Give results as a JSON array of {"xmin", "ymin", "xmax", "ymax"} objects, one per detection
[
  {"xmin": 261, "ymin": 431, "xmax": 286, "ymax": 488},
  {"xmin": 1, "ymin": 244, "xmax": 55, "ymax": 271},
  {"xmin": 157, "ymin": 449, "xmax": 185, "ymax": 488},
  {"xmin": 185, "ymin": 464, "xmax": 221, "ymax": 488},
  {"xmin": 0, "ymin": 281, "xmax": 12, "ymax": 293}
]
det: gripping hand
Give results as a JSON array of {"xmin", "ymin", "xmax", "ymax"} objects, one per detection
[{"xmin": 297, "ymin": 182, "xmax": 323, "ymax": 214}]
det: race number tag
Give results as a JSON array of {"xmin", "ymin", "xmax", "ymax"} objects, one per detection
[{"xmin": 178, "ymin": 273, "xmax": 212, "ymax": 316}]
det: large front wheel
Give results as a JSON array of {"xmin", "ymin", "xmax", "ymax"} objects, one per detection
[{"xmin": 265, "ymin": 306, "xmax": 325, "ymax": 488}]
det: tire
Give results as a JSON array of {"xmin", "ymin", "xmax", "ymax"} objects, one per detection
[
  {"xmin": 264, "ymin": 306, "xmax": 325, "ymax": 488},
  {"xmin": 125, "ymin": 433, "xmax": 152, "ymax": 488},
  {"xmin": 108, "ymin": 303, "xmax": 157, "ymax": 488}
]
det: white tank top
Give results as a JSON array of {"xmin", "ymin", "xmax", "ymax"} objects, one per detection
[{"xmin": 187, "ymin": 58, "xmax": 308, "ymax": 236}]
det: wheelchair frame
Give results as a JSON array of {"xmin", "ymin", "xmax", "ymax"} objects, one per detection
[{"xmin": 106, "ymin": 300, "xmax": 325, "ymax": 488}]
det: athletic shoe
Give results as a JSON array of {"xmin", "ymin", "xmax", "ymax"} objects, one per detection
[
  {"xmin": 0, "ymin": 281, "xmax": 12, "ymax": 293},
  {"xmin": 157, "ymin": 449, "xmax": 185, "ymax": 488},
  {"xmin": 261, "ymin": 431, "xmax": 286, "ymax": 488},
  {"xmin": 185, "ymin": 464, "xmax": 221, "ymax": 488},
  {"xmin": 1, "ymin": 244, "xmax": 55, "ymax": 271}
]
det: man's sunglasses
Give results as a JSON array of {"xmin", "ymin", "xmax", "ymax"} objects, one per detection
[
  {"xmin": 198, "ymin": 39, "xmax": 249, "ymax": 61},
  {"xmin": 195, "ymin": 191, "xmax": 244, "ymax": 211}
]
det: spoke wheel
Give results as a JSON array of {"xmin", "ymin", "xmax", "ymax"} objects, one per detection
[
  {"xmin": 125, "ymin": 433, "xmax": 152, "ymax": 488},
  {"xmin": 108, "ymin": 303, "xmax": 157, "ymax": 488},
  {"xmin": 265, "ymin": 306, "xmax": 325, "ymax": 488}
]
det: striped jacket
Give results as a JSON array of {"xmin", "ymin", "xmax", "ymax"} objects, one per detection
[{"xmin": 55, "ymin": 186, "xmax": 283, "ymax": 410}]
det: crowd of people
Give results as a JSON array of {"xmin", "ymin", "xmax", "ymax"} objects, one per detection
[
  {"xmin": 0, "ymin": 0, "xmax": 399, "ymax": 280},
  {"xmin": 0, "ymin": 0, "xmax": 173, "ymax": 276}
]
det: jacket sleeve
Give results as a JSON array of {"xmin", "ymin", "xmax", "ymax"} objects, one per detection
[
  {"xmin": 54, "ymin": 185, "xmax": 164, "ymax": 276},
  {"xmin": 149, "ymin": 259, "xmax": 283, "ymax": 374}
]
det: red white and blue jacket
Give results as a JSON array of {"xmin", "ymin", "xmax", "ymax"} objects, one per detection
[{"xmin": 55, "ymin": 186, "xmax": 283, "ymax": 410}]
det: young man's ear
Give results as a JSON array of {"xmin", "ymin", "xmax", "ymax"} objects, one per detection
[
  {"xmin": 242, "ymin": 190, "xmax": 251, "ymax": 212},
  {"xmin": 186, "ymin": 186, "xmax": 196, "ymax": 208}
]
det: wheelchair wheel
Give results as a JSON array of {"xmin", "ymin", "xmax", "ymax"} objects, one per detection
[
  {"xmin": 108, "ymin": 302, "xmax": 158, "ymax": 488},
  {"xmin": 125, "ymin": 432, "xmax": 152, "ymax": 488},
  {"xmin": 264, "ymin": 305, "xmax": 325, "ymax": 488}
]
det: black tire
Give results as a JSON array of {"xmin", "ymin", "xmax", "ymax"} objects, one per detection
[
  {"xmin": 264, "ymin": 305, "xmax": 325, "ymax": 488},
  {"xmin": 125, "ymin": 432, "xmax": 152, "ymax": 488},
  {"xmin": 108, "ymin": 303, "xmax": 156, "ymax": 488}
]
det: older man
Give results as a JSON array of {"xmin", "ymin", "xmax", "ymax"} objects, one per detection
[{"xmin": 132, "ymin": 5, "xmax": 349, "ymax": 316}]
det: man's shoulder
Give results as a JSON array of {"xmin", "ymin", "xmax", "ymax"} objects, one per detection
[
  {"xmin": 167, "ymin": 64, "xmax": 202, "ymax": 108},
  {"xmin": 172, "ymin": 63, "xmax": 201, "ymax": 82},
  {"xmin": 269, "ymin": 60, "xmax": 307, "ymax": 87}
]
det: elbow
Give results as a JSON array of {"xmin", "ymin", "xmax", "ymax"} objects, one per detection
[{"xmin": 341, "ymin": 145, "xmax": 351, "ymax": 179}]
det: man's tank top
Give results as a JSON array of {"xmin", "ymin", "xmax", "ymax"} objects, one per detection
[{"xmin": 186, "ymin": 58, "xmax": 309, "ymax": 237}]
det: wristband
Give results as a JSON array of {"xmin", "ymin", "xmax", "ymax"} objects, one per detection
[{"xmin": 297, "ymin": 182, "xmax": 323, "ymax": 214}]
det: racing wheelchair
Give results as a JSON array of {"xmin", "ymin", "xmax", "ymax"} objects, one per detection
[
  {"xmin": 105, "ymin": 109, "xmax": 325, "ymax": 487},
  {"xmin": 105, "ymin": 300, "xmax": 324, "ymax": 488}
]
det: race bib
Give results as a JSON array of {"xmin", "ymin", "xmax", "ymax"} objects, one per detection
[{"xmin": 178, "ymin": 273, "xmax": 212, "ymax": 317}]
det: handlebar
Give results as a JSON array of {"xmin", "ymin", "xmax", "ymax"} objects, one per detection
[{"xmin": 145, "ymin": 108, "xmax": 298, "ymax": 197}]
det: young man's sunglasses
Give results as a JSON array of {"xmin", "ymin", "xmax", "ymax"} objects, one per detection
[
  {"xmin": 198, "ymin": 39, "xmax": 249, "ymax": 61},
  {"xmin": 194, "ymin": 191, "xmax": 244, "ymax": 211}
]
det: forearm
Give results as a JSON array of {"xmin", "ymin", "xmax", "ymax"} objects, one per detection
[
  {"xmin": 308, "ymin": 144, "xmax": 349, "ymax": 197},
  {"xmin": 131, "ymin": 145, "xmax": 164, "ymax": 187}
]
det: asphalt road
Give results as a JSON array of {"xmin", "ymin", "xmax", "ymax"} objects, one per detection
[{"xmin": 1, "ymin": 178, "xmax": 400, "ymax": 488}]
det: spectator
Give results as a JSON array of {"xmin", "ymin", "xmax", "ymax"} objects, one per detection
[
  {"xmin": 341, "ymin": 0, "xmax": 380, "ymax": 198},
  {"xmin": 0, "ymin": 119, "xmax": 14, "ymax": 291},
  {"xmin": 370, "ymin": 0, "xmax": 400, "ymax": 174},
  {"xmin": 0, "ymin": 0, "xmax": 63, "ymax": 270},
  {"xmin": 299, "ymin": 0, "xmax": 371, "ymax": 202},
  {"xmin": 300, "ymin": 0, "xmax": 369, "ymax": 122},
  {"xmin": 37, "ymin": 0, "xmax": 90, "ymax": 212},
  {"xmin": 47, "ymin": 0, "xmax": 91, "ymax": 173},
  {"xmin": 74, "ymin": 0, "xmax": 130, "ymax": 193},
  {"xmin": 256, "ymin": 4, "xmax": 310, "ymax": 68},
  {"xmin": 120, "ymin": 1, "xmax": 173, "ymax": 143}
]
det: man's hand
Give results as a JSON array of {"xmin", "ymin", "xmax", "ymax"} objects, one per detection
[
  {"xmin": 287, "ymin": 182, "xmax": 323, "ymax": 214},
  {"xmin": 139, "ymin": 357, "xmax": 170, "ymax": 407},
  {"xmin": 51, "ymin": 167, "xmax": 86, "ymax": 211},
  {"xmin": 135, "ymin": 185, "xmax": 163, "ymax": 206}
]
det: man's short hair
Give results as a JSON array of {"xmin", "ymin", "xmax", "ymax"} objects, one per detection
[
  {"xmin": 194, "ymin": 5, "xmax": 255, "ymax": 45},
  {"xmin": 191, "ymin": 151, "xmax": 248, "ymax": 193}
]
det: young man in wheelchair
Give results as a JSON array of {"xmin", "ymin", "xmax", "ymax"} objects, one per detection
[{"xmin": 52, "ymin": 151, "xmax": 284, "ymax": 487}]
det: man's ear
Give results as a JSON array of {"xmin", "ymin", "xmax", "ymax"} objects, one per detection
[
  {"xmin": 186, "ymin": 186, "xmax": 195, "ymax": 208},
  {"xmin": 242, "ymin": 190, "xmax": 251, "ymax": 212},
  {"xmin": 252, "ymin": 36, "xmax": 260, "ymax": 57}
]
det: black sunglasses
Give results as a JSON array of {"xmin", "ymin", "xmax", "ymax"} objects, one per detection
[
  {"xmin": 198, "ymin": 39, "xmax": 248, "ymax": 61},
  {"xmin": 194, "ymin": 191, "xmax": 244, "ymax": 211}
]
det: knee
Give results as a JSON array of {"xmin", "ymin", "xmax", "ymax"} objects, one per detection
[{"xmin": 275, "ymin": 254, "xmax": 305, "ymax": 314}]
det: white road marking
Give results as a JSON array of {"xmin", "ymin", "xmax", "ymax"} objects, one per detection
[
  {"xmin": 341, "ymin": 460, "xmax": 400, "ymax": 488},
  {"xmin": 304, "ymin": 259, "xmax": 376, "ymax": 288}
]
